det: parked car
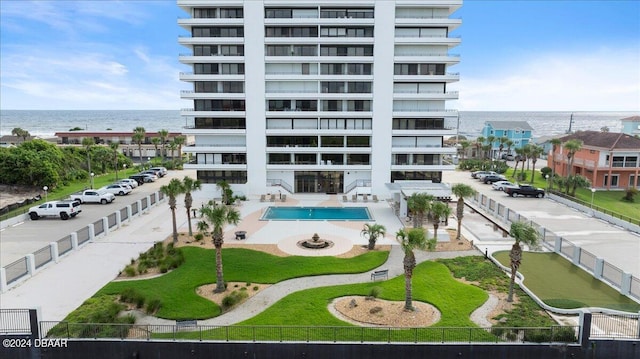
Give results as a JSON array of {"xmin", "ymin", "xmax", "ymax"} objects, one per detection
[
  {"xmin": 140, "ymin": 173, "xmax": 158, "ymax": 182},
  {"xmin": 140, "ymin": 171, "xmax": 160, "ymax": 181},
  {"xmin": 116, "ymin": 178, "xmax": 138, "ymax": 189},
  {"xmin": 504, "ymin": 184, "xmax": 545, "ymax": 198},
  {"xmin": 28, "ymin": 200, "xmax": 81, "ymax": 220},
  {"xmin": 492, "ymin": 180, "xmax": 517, "ymax": 191},
  {"xmin": 101, "ymin": 184, "xmax": 132, "ymax": 196},
  {"xmin": 69, "ymin": 189, "xmax": 116, "ymax": 204},
  {"xmin": 471, "ymin": 170, "xmax": 495, "ymax": 179},
  {"xmin": 476, "ymin": 171, "xmax": 499, "ymax": 181},
  {"xmin": 128, "ymin": 174, "xmax": 146, "ymax": 185},
  {"xmin": 483, "ymin": 174, "xmax": 507, "ymax": 184},
  {"xmin": 149, "ymin": 166, "xmax": 167, "ymax": 177},
  {"xmin": 501, "ymin": 154, "xmax": 515, "ymax": 161}
]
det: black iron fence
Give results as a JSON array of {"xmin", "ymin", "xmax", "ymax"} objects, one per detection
[{"xmin": 39, "ymin": 322, "xmax": 580, "ymax": 344}]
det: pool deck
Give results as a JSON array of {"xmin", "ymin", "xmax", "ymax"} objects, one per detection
[{"xmin": 208, "ymin": 193, "xmax": 404, "ymax": 257}]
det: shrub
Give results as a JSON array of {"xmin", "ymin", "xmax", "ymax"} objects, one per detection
[
  {"xmin": 368, "ymin": 286, "xmax": 382, "ymax": 299},
  {"xmin": 240, "ymin": 287, "xmax": 247, "ymax": 291},
  {"xmin": 119, "ymin": 288, "xmax": 145, "ymax": 309},
  {"xmin": 194, "ymin": 233, "xmax": 204, "ymax": 241},
  {"xmin": 222, "ymin": 290, "xmax": 249, "ymax": 309},
  {"xmin": 124, "ymin": 265, "xmax": 136, "ymax": 277},
  {"xmin": 246, "ymin": 282, "xmax": 251, "ymax": 286},
  {"xmin": 253, "ymin": 286, "xmax": 259, "ymax": 291},
  {"xmin": 145, "ymin": 298, "xmax": 162, "ymax": 314},
  {"xmin": 159, "ymin": 264, "xmax": 168, "ymax": 273}
]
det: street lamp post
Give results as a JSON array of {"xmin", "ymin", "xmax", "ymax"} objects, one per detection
[
  {"xmin": 147, "ymin": 157, "xmax": 151, "ymax": 170},
  {"xmin": 90, "ymin": 172, "xmax": 95, "ymax": 189},
  {"xmin": 590, "ymin": 188, "xmax": 596, "ymax": 210},
  {"xmin": 545, "ymin": 174, "xmax": 550, "ymax": 192},
  {"xmin": 43, "ymin": 186, "xmax": 48, "ymax": 202}
]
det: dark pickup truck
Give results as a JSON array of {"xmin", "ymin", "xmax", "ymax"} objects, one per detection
[{"xmin": 504, "ymin": 184, "xmax": 545, "ymax": 198}]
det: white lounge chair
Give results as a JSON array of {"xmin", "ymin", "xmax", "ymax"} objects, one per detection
[
  {"xmin": 363, "ymin": 194, "xmax": 369, "ymax": 202},
  {"xmin": 342, "ymin": 195, "xmax": 348, "ymax": 202},
  {"xmin": 260, "ymin": 194, "xmax": 266, "ymax": 202},
  {"xmin": 281, "ymin": 194, "xmax": 287, "ymax": 202},
  {"xmin": 352, "ymin": 194, "xmax": 357, "ymax": 202},
  {"xmin": 372, "ymin": 195, "xmax": 379, "ymax": 203},
  {"xmin": 270, "ymin": 194, "xmax": 276, "ymax": 202}
]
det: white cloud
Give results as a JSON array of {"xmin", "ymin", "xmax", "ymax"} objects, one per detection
[{"xmin": 452, "ymin": 48, "xmax": 640, "ymax": 111}]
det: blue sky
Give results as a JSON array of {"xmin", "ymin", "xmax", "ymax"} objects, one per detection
[{"xmin": 1, "ymin": 0, "xmax": 638, "ymax": 111}]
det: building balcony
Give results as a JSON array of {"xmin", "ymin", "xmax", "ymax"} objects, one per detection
[
  {"xmin": 395, "ymin": 17, "xmax": 462, "ymax": 31},
  {"xmin": 177, "ymin": 18, "xmax": 243, "ymax": 29},
  {"xmin": 181, "ymin": 108, "xmax": 245, "ymax": 116},
  {"xmin": 394, "ymin": 35, "xmax": 461, "ymax": 47},
  {"xmin": 394, "ymin": 54, "xmax": 460, "ymax": 64},
  {"xmin": 264, "ymin": 18, "xmax": 374, "ymax": 26},
  {"xmin": 392, "ymin": 109, "xmax": 458, "ymax": 118},
  {"xmin": 392, "ymin": 128, "xmax": 457, "ymax": 136},
  {"xmin": 266, "ymin": 163, "xmax": 371, "ymax": 171},
  {"xmin": 394, "ymin": 73, "xmax": 459, "ymax": 82},
  {"xmin": 184, "ymin": 163, "xmax": 247, "ymax": 171},
  {"xmin": 391, "ymin": 146, "xmax": 457, "ymax": 155},
  {"xmin": 182, "ymin": 144, "xmax": 246, "ymax": 153},
  {"xmin": 182, "ymin": 127, "xmax": 246, "ymax": 135},
  {"xmin": 393, "ymin": 91, "xmax": 459, "ymax": 100},
  {"xmin": 265, "ymin": 128, "xmax": 371, "ymax": 136},
  {"xmin": 178, "ymin": 55, "xmax": 244, "ymax": 64},
  {"xmin": 180, "ymin": 91, "xmax": 245, "ymax": 100},
  {"xmin": 391, "ymin": 164, "xmax": 456, "ymax": 171},
  {"xmin": 178, "ymin": 36, "xmax": 244, "ymax": 46},
  {"xmin": 267, "ymin": 145, "xmax": 370, "ymax": 154},
  {"xmin": 179, "ymin": 73, "xmax": 244, "ymax": 81}
]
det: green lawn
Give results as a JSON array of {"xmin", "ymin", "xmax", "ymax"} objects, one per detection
[
  {"xmin": 96, "ymin": 247, "xmax": 389, "ymax": 320},
  {"xmin": 493, "ymin": 251, "xmax": 640, "ymax": 312}
]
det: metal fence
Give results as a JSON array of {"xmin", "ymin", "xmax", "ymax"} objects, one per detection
[
  {"xmin": 141, "ymin": 198, "xmax": 148, "ymax": 210},
  {"xmin": 39, "ymin": 322, "xmax": 579, "ymax": 344},
  {"xmin": 94, "ymin": 219, "xmax": 104, "ymax": 236},
  {"xmin": 602, "ymin": 262, "xmax": 623, "ymax": 288},
  {"xmin": 0, "ymin": 309, "xmax": 32, "ymax": 334},
  {"xmin": 549, "ymin": 190, "xmax": 640, "ymax": 226},
  {"xmin": 120, "ymin": 207, "xmax": 128, "ymax": 221},
  {"xmin": 560, "ymin": 239, "xmax": 575, "ymax": 259},
  {"xmin": 150, "ymin": 193, "xmax": 156, "ymax": 205},
  {"xmin": 590, "ymin": 313, "xmax": 640, "ymax": 339},
  {"xmin": 131, "ymin": 202, "xmax": 139, "ymax": 216},
  {"xmin": 57, "ymin": 235, "xmax": 73, "ymax": 256},
  {"xmin": 579, "ymin": 249, "xmax": 596, "ymax": 272},
  {"xmin": 107, "ymin": 213, "xmax": 117, "ymax": 228},
  {"xmin": 631, "ymin": 277, "xmax": 640, "ymax": 300},
  {"xmin": 77, "ymin": 226, "xmax": 91, "ymax": 245},
  {"xmin": 4, "ymin": 257, "xmax": 28, "ymax": 284},
  {"xmin": 33, "ymin": 245, "xmax": 53, "ymax": 269}
]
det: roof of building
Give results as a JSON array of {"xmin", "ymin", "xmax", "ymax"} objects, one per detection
[
  {"xmin": 559, "ymin": 130, "xmax": 640, "ymax": 150},
  {"xmin": 484, "ymin": 121, "xmax": 533, "ymax": 130},
  {"xmin": 620, "ymin": 115, "xmax": 640, "ymax": 122}
]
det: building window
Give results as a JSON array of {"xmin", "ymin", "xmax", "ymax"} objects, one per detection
[
  {"xmin": 265, "ymin": 27, "xmax": 318, "ymax": 37},
  {"xmin": 346, "ymin": 136, "xmax": 370, "ymax": 147},
  {"xmin": 192, "ymin": 27, "xmax": 244, "ymax": 37},
  {"xmin": 193, "ymin": 118, "xmax": 246, "ymax": 129},
  {"xmin": 197, "ymin": 170, "xmax": 247, "ymax": 184},
  {"xmin": 346, "ymin": 154, "xmax": 370, "ymax": 165}
]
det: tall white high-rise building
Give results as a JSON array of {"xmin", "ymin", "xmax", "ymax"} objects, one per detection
[{"xmin": 178, "ymin": 0, "xmax": 461, "ymax": 196}]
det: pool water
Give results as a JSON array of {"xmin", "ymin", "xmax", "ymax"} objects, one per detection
[{"xmin": 261, "ymin": 207, "xmax": 372, "ymax": 221}]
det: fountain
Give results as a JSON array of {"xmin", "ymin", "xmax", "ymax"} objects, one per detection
[{"xmin": 298, "ymin": 233, "xmax": 334, "ymax": 250}]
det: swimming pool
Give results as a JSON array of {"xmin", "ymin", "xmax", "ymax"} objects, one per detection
[{"xmin": 261, "ymin": 207, "xmax": 373, "ymax": 221}]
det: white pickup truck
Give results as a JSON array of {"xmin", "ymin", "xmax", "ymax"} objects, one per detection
[
  {"xmin": 69, "ymin": 189, "xmax": 115, "ymax": 204},
  {"xmin": 28, "ymin": 200, "xmax": 82, "ymax": 220}
]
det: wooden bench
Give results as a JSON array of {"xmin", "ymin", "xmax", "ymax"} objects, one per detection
[{"xmin": 371, "ymin": 269, "xmax": 388, "ymax": 281}]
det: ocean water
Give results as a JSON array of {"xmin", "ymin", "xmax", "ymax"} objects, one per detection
[{"xmin": 0, "ymin": 110, "xmax": 635, "ymax": 139}]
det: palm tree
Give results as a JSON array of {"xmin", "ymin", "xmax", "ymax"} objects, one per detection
[
  {"xmin": 109, "ymin": 141, "xmax": 120, "ymax": 180},
  {"xmin": 173, "ymin": 135, "xmax": 186, "ymax": 164},
  {"xmin": 451, "ymin": 183, "xmax": 476, "ymax": 241},
  {"xmin": 396, "ymin": 227, "xmax": 433, "ymax": 311},
  {"xmin": 132, "ymin": 127, "xmax": 146, "ymax": 168},
  {"xmin": 168, "ymin": 141, "xmax": 178, "ymax": 162},
  {"xmin": 486, "ymin": 135, "xmax": 496, "ymax": 160},
  {"xmin": 361, "ymin": 223, "xmax": 386, "ymax": 250},
  {"xmin": 459, "ymin": 140, "xmax": 470, "ymax": 160},
  {"xmin": 520, "ymin": 144, "xmax": 532, "ymax": 179},
  {"xmin": 406, "ymin": 192, "xmax": 433, "ymax": 228},
  {"xmin": 11, "ymin": 127, "xmax": 31, "ymax": 142},
  {"xmin": 159, "ymin": 178, "xmax": 185, "ymax": 244},
  {"xmin": 549, "ymin": 138, "xmax": 562, "ymax": 189},
  {"xmin": 529, "ymin": 145, "xmax": 544, "ymax": 183},
  {"xmin": 216, "ymin": 180, "xmax": 233, "ymax": 205},
  {"xmin": 563, "ymin": 139, "xmax": 583, "ymax": 193},
  {"xmin": 158, "ymin": 129, "xmax": 169, "ymax": 158},
  {"xmin": 512, "ymin": 147, "xmax": 524, "ymax": 180},
  {"xmin": 507, "ymin": 221, "xmax": 540, "ymax": 302},
  {"xmin": 505, "ymin": 139, "xmax": 514, "ymax": 159},
  {"xmin": 569, "ymin": 174, "xmax": 591, "ymax": 196},
  {"xmin": 430, "ymin": 201, "xmax": 451, "ymax": 242},
  {"xmin": 151, "ymin": 137, "xmax": 161, "ymax": 158},
  {"xmin": 497, "ymin": 136, "xmax": 508, "ymax": 160},
  {"xmin": 82, "ymin": 137, "xmax": 94, "ymax": 186},
  {"xmin": 200, "ymin": 202, "xmax": 241, "ymax": 292},
  {"xmin": 475, "ymin": 136, "xmax": 486, "ymax": 159},
  {"xmin": 182, "ymin": 176, "xmax": 202, "ymax": 237}
]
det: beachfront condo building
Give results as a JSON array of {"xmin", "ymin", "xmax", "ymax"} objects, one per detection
[{"xmin": 178, "ymin": 0, "xmax": 461, "ymax": 196}]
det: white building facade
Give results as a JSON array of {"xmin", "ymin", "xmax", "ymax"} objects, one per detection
[{"xmin": 178, "ymin": 0, "xmax": 461, "ymax": 196}]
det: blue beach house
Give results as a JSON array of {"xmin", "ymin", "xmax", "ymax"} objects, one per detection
[
  {"xmin": 481, "ymin": 121, "xmax": 533, "ymax": 154},
  {"xmin": 621, "ymin": 116, "xmax": 640, "ymax": 137}
]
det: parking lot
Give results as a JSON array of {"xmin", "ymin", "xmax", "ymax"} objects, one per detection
[{"xmin": 0, "ymin": 171, "xmax": 181, "ymax": 267}]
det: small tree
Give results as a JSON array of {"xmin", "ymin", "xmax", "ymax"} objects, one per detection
[
  {"xmin": 406, "ymin": 192, "xmax": 433, "ymax": 228},
  {"xmin": 132, "ymin": 127, "xmax": 146, "ymax": 168},
  {"xmin": 151, "ymin": 137, "xmax": 161, "ymax": 158},
  {"xmin": 200, "ymin": 202, "xmax": 241, "ymax": 292},
  {"xmin": 507, "ymin": 222, "xmax": 540, "ymax": 302},
  {"xmin": 451, "ymin": 183, "xmax": 476, "ymax": 240},
  {"xmin": 158, "ymin": 129, "xmax": 169, "ymax": 158},
  {"xmin": 159, "ymin": 178, "xmax": 185, "ymax": 244},
  {"xmin": 361, "ymin": 223, "xmax": 386, "ymax": 250},
  {"xmin": 396, "ymin": 227, "xmax": 434, "ymax": 311},
  {"xmin": 430, "ymin": 201, "xmax": 451, "ymax": 242},
  {"xmin": 183, "ymin": 176, "xmax": 202, "ymax": 236},
  {"xmin": 623, "ymin": 187, "xmax": 638, "ymax": 202},
  {"xmin": 110, "ymin": 141, "xmax": 120, "ymax": 180}
]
